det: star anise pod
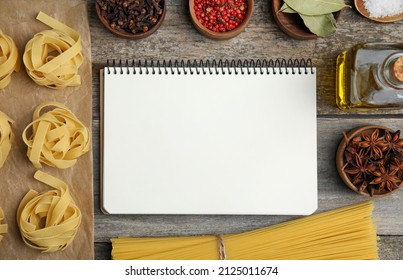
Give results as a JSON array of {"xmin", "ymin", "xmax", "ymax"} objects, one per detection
[
  {"xmin": 344, "ymin": 152, "xmax": 376, "ymax": 190},
  {"xmin": 375, "ymin": 150, "xmax": 392, "ymax": 166},
  {"xmin": 369, "ymin": 164, "xmax": 401, "ymax": 193},
  {"xmin": 358, "ymin": 128, "xmax": 387, "ymax": 159},
  {"xmin": 384, "ymin": 130, "xmax": 403, "ymax": 155},
  {"xmin": 390, "ymin": 157, "xmax": 403, "ymax": 179},
  {"xmin": 344, "ymin": 134, "xmax": 362, "ymax": 163}
]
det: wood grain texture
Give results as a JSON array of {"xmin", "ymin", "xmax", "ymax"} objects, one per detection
[
  {"xmin": 88, "ymin": 0, "xmax": 403, "ymax": 259},
  {"xmin": 92, "ymin": 119, "xmax": 403, "ymax": 239},
  {"xmin": 89, "ymin": 0, "xmax": 403, "ymax": 116}
]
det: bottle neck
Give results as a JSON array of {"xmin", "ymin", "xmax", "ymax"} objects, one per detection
[{"xmin": 382, "ymin": 52, "xmax": 403, "ymax": 89}]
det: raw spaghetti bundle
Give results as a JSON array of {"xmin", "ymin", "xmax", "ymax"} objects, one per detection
[
  {"xmin": 0, "ymin": 207, "xmax": 7, "ymax": 243},
  {"xmin": 0, "ymin": 29, "xmax": 20, "ymax": 89},
  {"xmin": 112, "ymin": 201, "xmax": 378, "ymax": 260},
  {"xmin": 0, "ymin": 110, "xmax": 13, "ymax": 169},
  {"xmin": 23, "ymin": 12, "xmax": 83, "ymax": 89},
  {"xmin": 17, "ymin": 171, "xmax": 81, "ymax": 253},
  {"xmin": 22, "ymin": 101, "xmax": 91, "ymax": 169}
]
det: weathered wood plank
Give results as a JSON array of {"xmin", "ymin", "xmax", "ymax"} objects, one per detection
[
  {"xmin": 95, "ymin": 235, "xmax": 403, "ymax": 260},
  {"xmin": 88, "ymin": 0, "xmax": 403, "ymax": 259},
  {"xmin": 95, "ymin": 242, "xmax": 112, "ymax": 260},
  {"xmin": 91, "ymin": 118, "xmax": 403, "ymax": 242},
  {"xmin": 378, "ymin": 235, "xmax": 403, "ymax": 260},
  {"xmin": 89, "ymin": 0, "xmax": 403, "ymax": 117}
]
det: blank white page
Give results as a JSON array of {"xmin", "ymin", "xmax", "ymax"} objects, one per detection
[{"xmin": 102, "ymin": 65, "xmax": 317, "ymax": 215}]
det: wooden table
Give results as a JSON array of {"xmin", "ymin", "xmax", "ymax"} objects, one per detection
[{"xmin": 89, "ymin": 0, "xmax": 403, "ymax": 259}]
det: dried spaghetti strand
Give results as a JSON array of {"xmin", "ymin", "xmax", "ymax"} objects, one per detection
[
  {"xmin": 111, "ymin": 201, "xmax": 378, "ymax": 260},
  {"xmin": 17, "ymin": 170, "xmax": 81, "ymax": 253},
  {"xmin": 22, "ymin": 101, "xmax": 91, "ymax": 169},
  {"xmin": 0, "ymin": 207, "xmax": 8, "ymax": 243},
  {"xmin": 0, "ymin": 110, "xmax": 14, "ymax": 169},
  {"xmin": 23, "ymin": 12, "xmax": 83, "ymax": 89},
  {"xmin": 0, "ymin": 29, "xmax": 21, "ymax": 89}
]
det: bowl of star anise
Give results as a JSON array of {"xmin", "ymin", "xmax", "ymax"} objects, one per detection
[{"xmin": 336, "ymin": 125, "xmax": 403, "ymax": 197}]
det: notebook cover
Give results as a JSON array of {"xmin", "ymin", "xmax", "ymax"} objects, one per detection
[{"xmin": 101, "ymin": 65, "xmax": 317, "ymax": 215}]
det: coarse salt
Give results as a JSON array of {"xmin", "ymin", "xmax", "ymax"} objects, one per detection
[{"xmin": 363, "ymin": 0, "xmax": 403, "ymax": 18}]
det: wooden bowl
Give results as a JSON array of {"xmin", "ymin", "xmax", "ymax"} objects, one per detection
[
  {"xmin": 354, "ymin": 0, "xmax": 403, "ymax": 23},
  {"xmin": 336, "ymin": 125, "xmax": 403, "ymax": 197},
  {"xmin": 189, "ymin": 0, "xmax": 254, "ymax": 40},
  {"xmin": 272, "ymin": 0, "xmax": 340, "ymax": 40},
  {"xmin": 95, "ymin": 0, "xmax": 166, "ymax": 39}
]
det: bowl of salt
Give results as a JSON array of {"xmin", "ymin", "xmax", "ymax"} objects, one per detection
[{"xmin": 355, "ymin": 0, "xmax": 403, "ymax": 22}]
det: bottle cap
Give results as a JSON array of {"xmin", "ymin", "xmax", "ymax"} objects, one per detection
[{"xmin": 392, "ymin": 56, "xmax": 403, "ymax": 83}]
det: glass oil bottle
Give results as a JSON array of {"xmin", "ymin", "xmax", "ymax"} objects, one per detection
[{"xmin": 336, "ymin": 43, "xmax": 403, "ymax": 111}]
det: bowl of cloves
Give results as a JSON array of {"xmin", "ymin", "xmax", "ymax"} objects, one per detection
[
  {"xmin": 96, "ymin": 0, "xmax": 166, "ymax": 39},
  {"xmin": 336, "ymin": 125, "xmax": 403, "ymax": 197}
]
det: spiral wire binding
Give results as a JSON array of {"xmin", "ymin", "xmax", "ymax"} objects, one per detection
[{"xmin": 106, "ymin": 59, "xmax": 314, "ymax": 75}]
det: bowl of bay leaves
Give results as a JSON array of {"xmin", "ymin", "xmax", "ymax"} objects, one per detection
[{"xmin": 272, "ymin": 0, "xmax": 350, "ymax": 40}]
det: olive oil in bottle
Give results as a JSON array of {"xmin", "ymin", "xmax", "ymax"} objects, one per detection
[{"xmin": 336, "ymin": 43, "xmax": 403, "ymax": 111}]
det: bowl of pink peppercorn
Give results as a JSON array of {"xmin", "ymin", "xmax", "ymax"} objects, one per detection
[{"xmin": 189, "ymin": 0, "xmax": 254, "ymax": 39}]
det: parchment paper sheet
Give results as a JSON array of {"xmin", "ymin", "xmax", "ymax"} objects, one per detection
[{"xmin": 0, "ymin": 0, "xmax": 94, "ymax": 259}]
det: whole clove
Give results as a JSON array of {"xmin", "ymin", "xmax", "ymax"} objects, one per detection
[{"xmin": 96, "ymin": 0, "xmax": 164, "ymax": 34}]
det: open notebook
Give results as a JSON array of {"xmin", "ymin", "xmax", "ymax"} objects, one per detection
[{"xmin": 101, "ymin": 60, "xmax": 317, "ymax": 215}]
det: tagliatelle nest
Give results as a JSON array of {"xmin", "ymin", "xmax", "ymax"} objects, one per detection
[
  {"xmin": 22, "ymin": 102, "xmax": 91, "ymax": 169},
  {"xmin": 0, "ymin": 207, "xmax": 7, "ymax": 244},
  {"xmin": 0, "ymin": 110, "xmax": 13, "ymax": 169},
  {"xmin": 0, "ymin": 29, "xmax": 20, "ymax": 89},
  {"xmin": 23, "ymin": 12, "xmax": 83, "ymax": 89},
  {"xmin": 17, "ymin": 171, "xmax": 81, "ymax": 253}
]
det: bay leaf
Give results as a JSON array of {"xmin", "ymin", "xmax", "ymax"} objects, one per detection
[
  {"xmin": 328, "ymin": 12, "xmax": 337, "ymax": 27},
  {"xmin": 299, "ymin": 13, "xmax": 337, "ymax": 37},
  {"xmin": 284, "ymin": 0, "xmax": 349, "ymax": 16},
  {"xmin": 280, "ymin": 3, "xmax": 297, "ymax": 13}
]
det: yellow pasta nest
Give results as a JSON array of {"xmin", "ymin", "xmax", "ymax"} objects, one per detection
[
  {"xmin": 0, "ymin": 110, "xmax": 14, "ymax": 169},
  {"xmin": 0, "ymin": 207, "xmax": 8, "ymax": 243},
  {"xmin": 0, "ymin": 29, "xmax": 21, "ymax": 89},
  {"xmin": 17, "ymin": 171, "xmax": 81, "ymax": 253},
  {"xmin": 23, "ymin": 12, "xmax": 83, "ymax": 89},
  {"xmin": 22, "ymin": 102, "xmax": 91, "ymax": 169}
]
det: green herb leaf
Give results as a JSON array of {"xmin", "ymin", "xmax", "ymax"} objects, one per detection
[
  {"xmin": 284, "ymin": 0, "xmax": 349, "ymax": 15},
  {"xmin": 280, "ymin": 3, "xmax": 297, "ymax": 14},
  {"xmin": 327, "ymin": 12, "xmax": 337, "ymax": 27},
  {"xmin": 299, "ymin": 13, "xmax": 337, "ymax": 37}
]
